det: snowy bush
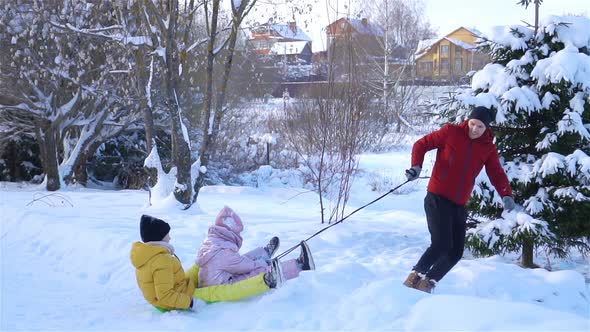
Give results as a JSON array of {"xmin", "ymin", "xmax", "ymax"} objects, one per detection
[
  {"xmin": 89, "ymin": 131, "xmax": 164, "ymax": 189},
  {"xmin": 210, "ymin": 100, "xmax": 299, "ymax": 182},
  {"xmin": 274, "ymin": 93, "xmax": 374, "ymax": 223},
  {"xmin": 0, "ymin": 137, "xmax": 42, "ymax": 182},
  {"xmin": 251, "ymin": 165, "xmax": 305, "ymax": 188}
]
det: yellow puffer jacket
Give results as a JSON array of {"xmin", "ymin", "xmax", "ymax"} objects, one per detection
[
  {"xmin": 130, "ymin": 242, "xmax": 269, "ymax": 310},
  {"xmin": 131, "ymin": 242, "xmax": 194, "ymax": 310}
]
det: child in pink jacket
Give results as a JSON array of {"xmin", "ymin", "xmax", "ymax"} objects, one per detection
[{"xmin": 196, "ymin": 206, "xmax": 314, "ymax": 288}]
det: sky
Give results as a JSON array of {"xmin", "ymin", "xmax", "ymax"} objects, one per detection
[
  {"xmin": 248, "ymin": 0, "xmax": 589, "ymax": 52},
  {"xmin": 424, "ymin": 0, "xmax": 589, "ymax": 37}
]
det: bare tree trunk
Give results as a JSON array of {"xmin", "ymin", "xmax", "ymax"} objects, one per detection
[
  {"xmin": 73, "ymin": 149, "xmax": 92, "ymax": 186},
  {"xmin": 135, "ymin": 50, "xmax": 155, "ymax": 154},
  {"xmin": 521, "ymin": 238, "xmax": 535, "ymax": 268},
  {"xmin": 211, "ymin": 22, "xmax": 241, "ymax": 147},
  {"xmin": 73, "ymin": 140, "xmax": 104, "ymax": 186},
  {"xmin": 194, "ymin": 0, "xmax": 221, "ymax": 201},
  {"xmin": 164, "ymin": 0, "xmax": 192, "ymax": 206},
  {"xmin": 383, "ymin": 0, "xmax": 390, "ymax": 117},
  {"xmin": 534, "ymin": 1, "xmax": 540, "ymax": 35},
  {"xmin": 36, "ymin": 122, "xmax": 60, "ymax": 191},
  {"xmin": 169, "ymin": 106, "xmax": 192, "ymax": 205},
  {"xmin": 130, "ymin": 3, "xmax": 155, "ymax": 155},
  {"xmin": 318, "ymin": 134, "xmax": 327, "ymax": 224}
]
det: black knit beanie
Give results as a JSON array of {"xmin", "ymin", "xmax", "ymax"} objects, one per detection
[
  {"xmin": 468, "ymin": 106, "xmax": 494, "ymax": 128},
  {"xmin": 140, "ymin": 215, "xmax": 170, "ymax": 242}
]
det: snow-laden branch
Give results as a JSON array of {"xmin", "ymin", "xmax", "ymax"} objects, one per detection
[
  {"xmin": 186, "ymin": 37, "xmax": 210, "ymax": 53},
  {"xmin": 55, "ymin": 91, "xmax": 80, "ymax": 120},
  {"xmin": 146, "ymin": 56, "xmax": 154, "ymax": 108},
  {"xmin": 50, "ymin": 21, "xmax": 153, "ymax": 47}
]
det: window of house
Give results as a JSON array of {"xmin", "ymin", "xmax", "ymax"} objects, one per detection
[
  {"xmin": 441, "ymin": 45, "xmax": 449, "ymax": 54},
  {"xmin": 251, "ymin": 39, "xmax": 269, "ymax": 49},
  {"xmin": 434, "ymin": 59, "xmax": 438, "ymax": 70},
  {"xmin": 419, "ymin": 61, "xmax": 433, "ymax": 73},
  {"xmin": 454, "ymin": 58, "xmax": 463, "ymax": 71},
  {"xmin": 441, "ymin": 58, "xmax": 450, "ymax": 71},
  {"xmin": 455, "ymin": 47, "xmax": 462, "ymax": 57}
]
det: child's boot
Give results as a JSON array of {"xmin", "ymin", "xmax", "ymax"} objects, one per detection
[
  {"xmin": 264, "ymin": 258, "xmax": 284, "ymax": 288},
  {"xmin": 296, "ymin": 240, "xmax": 315, "ymax": 271},
  {"xmin": 264, "ymin": 236, "xmax": 280, "ymax": 257}
]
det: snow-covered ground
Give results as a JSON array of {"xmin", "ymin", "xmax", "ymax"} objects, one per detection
[{"xmin": 1, "ymin": 149, "xmax": 589, "ymax": 331}]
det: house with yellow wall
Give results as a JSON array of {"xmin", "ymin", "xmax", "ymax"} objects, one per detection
[{"xmin": 414, "ymin": 27, "xmax": 489, "ymax": 82}]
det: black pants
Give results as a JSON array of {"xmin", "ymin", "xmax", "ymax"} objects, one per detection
[{"xmin": 413, "ymin": 192, "xmax": 467, "ymax": 282}]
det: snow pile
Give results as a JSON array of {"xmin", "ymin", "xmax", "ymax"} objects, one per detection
[{"xmin": 144, "ymin": 144, "xmax": 177, "ymax": 205}]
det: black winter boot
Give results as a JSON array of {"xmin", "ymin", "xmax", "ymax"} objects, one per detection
[
  {"xmin": 263, "ymin": 271, "xmax": 276, "ymax": 288},
  {"xmin": 264, "ymin": 236, "xmax": 280, "ymax": 258},
  {"xmin": 296, "ymin": 240, "xmax": 315, "ymax": 271}
]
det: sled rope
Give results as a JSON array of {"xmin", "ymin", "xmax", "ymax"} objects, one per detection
[{"xmin": 275, "ymin": 177, "xmax": 428, "ymax": 259}]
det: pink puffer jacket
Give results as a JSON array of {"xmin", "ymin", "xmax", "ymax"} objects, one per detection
[{"xmin": 196, "ymin": 207, "xmax": 269, "ymax": 287}]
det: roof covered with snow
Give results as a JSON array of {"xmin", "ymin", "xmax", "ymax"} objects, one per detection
[
  {"xmin": 248, "ymin": 22, "xmax": 312, "ymax": 42},
  {"xmin": 326, "ymin": 17, "xmax": 385, "ymax": 37},
  {"xmin": 415, "ymin": 38, "xmax": 438, "ymax": 56},
  {"xmin": 462, "ymin": 26, "xmax": 484, "ymax": 38},
  {"xmin": 346, "ymin": 18, "xmax": 384, "ymax": 37},
  {"xmin": 270, "ymin": 24, "xmax": 312, "ymax": 41},
  {"xmin": 444, "ymin": 37, "xmax": 477, "ymax": 51}
]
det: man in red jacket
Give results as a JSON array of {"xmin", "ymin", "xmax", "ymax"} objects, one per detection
[{"xmin": 403, "ymin": 106, "xmax": 515, "ymax": 293}]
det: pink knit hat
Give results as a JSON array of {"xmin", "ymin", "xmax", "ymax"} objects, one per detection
[{"xmin": 214, "ymin": 206, "xmax": 244, "ymax": 233}]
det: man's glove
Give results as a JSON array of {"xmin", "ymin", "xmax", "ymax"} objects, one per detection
[
  {"xmin": 502, "ymin": 196, "xmax": 516, "ymax": 211},
  {"xmin": 405, "ymin": 166, "xmax": 422, "ymax": 181}
]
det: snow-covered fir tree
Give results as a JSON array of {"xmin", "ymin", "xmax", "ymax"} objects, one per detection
[{"xmin": 436, "ymin": 15, "xmax": 590, "ymax": 267}]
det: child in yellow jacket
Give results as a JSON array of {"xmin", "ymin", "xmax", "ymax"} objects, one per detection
[{"xmin": 130, "ymin": 215, "xmax": 271, "ymax": 311}]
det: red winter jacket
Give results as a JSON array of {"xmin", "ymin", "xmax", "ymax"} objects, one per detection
[{"xmin": 411, "ymin": 121, "xmax": 512, "ymax": 206}]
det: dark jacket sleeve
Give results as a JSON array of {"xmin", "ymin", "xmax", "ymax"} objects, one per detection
[
  {"xmin": 485, "ymin": 147, "xmax": 513, "ymax": 198},
  {"xmin": 411, "ymin": 124, "xmax": 450, "ymax": 167}
]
